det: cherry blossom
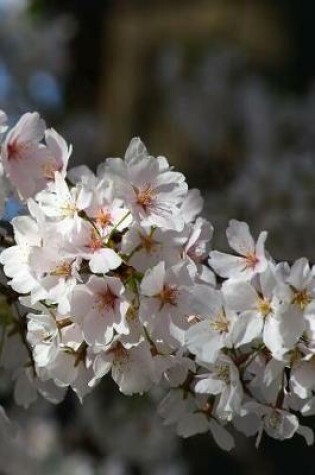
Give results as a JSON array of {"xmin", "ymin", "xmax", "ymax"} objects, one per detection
[
  {"xmin": 209, "ymin": 219, "xmax": 268, "ymax": 280},
  {"xmin": 185, "ymin": 287, "xmax": 236, "ymax": 363},
  {"xmin": 1, "ymin": 112, "xmax": 48, "ymax": 199},
  {"xmin": 70, "ymin": 275, "xmax": 129, "ymax": 346},
  {"xmin": 139, "ymin": 261, "xmax": 197, "ymax": 346},
  {"xmin": 106, "ymin": 138, "xmax": 188, "ymax": 230},
  {"xmin": 1, "ymin": 109, "xmax": 315, "ymax": 453}
]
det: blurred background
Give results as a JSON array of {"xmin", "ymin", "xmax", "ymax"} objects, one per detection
[{"xmin": 1, "ymin": 0, "xmax": 315, "ymax": 473}]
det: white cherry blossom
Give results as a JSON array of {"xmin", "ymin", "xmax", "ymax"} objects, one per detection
[
  {"xmin": 90, "ymin": 339, "xmax": 154, "ymax": 395},
  {"xmin": 139, "ymin": 261, "xmax": 196, "ymax": 345},
  {"xmin": 158, "ymin": 389, "xmax": 235, "ymax": 450},
  {"xmin": 209, "ymin": 219, "xmax": 268, "ymax": 280},
  {"xmin": 36, "ymin": 172, "xmax": 91, "ymax": 233},
  {"xmin": 238, "ymin": 401, "xmax": 312, "ymax": 447},
  {"xmin": 1, "ymin": 109, "xmax": 315, "ymax": 452},
  {"xmin": 185, "ymin": 287, "xmax": 236, "ymax": 363},
  {"xmin": 222, "ymin": 272, "xmax": 290, "ymax": 356},
  {"xmin": 195, "ymin": 354, "xmax": 243, "ymax": 420},
  {"xmin": 42, "ymin": 128, "xmax": 72, "ymax": 181},
  {"xmin": 121, "ymin": 224, "xmax": 181, "ymax": 272},
  {"xmin": 1, "ymin": 112, "xmax": 48, "ymax": 199},
  {"xmin": 0, "ymin": 214, "xmax": 42, "ymax": 294},
  {"xmin": 106, "ymin": 139, "xmax": 188, "ymax": 230},
  {"xmin": 69, "ymin": 220, "xmax": 122, "ymax": 274},
  {"xmin": 70, "ymin": 275, "xmax": 129, "ymax": 346}
]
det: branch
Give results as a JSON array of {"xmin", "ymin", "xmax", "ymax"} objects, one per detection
[{"xmin": 0, "ymin": 281, "xmax": 19, "ymax": 304}]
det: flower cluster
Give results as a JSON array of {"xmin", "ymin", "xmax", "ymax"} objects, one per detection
[{"xmin": 0, "ymin": 110, "xmax": 315, "ymax": 451}]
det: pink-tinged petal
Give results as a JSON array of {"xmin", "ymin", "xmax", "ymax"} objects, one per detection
[
  {"xmin": 129, "ymin": 156, "xmax": 158, "ymax": 186},
  {"xmin": 185, "ymin": 320, "xmax": 224, "ymax": 363},
  {"xmin": 255, "ymin": 231, "xmax": 268, "ymax": 273},
  {"xmin": 209, "ymin": 251, "xmax": 248, "ymax": 279},
  {"xmin": 8, "ymin": 112, "xmax": 45, "ymax": 143},
  {"xmin": 291, "ymin": 362, "xmax": 315, "ymax": 398},
  {"xmin": 44, "ymin": 128, "xmax": 72, "ymax": 174},
  {"xmin": 180, "ymin": 188, "xmax": 204, "ymax": 223},
  {"xmin": 76, "ymin": 186, "xmax": 93, "ymax": 210},
  {"xmin": 263, "ymin": 316, "xmax": 287, "ymax": 356},
  {"xmin": 70, "ymin": 287, "xmax": 94, "ymax": 323},
  {"xmin": 141, "ymin": 262, "xmax": 165, "ymax": 296},
  {"xmin": 12, "ymin": 215, "xmax": 40, "ymax": 245},
  {"xmin": 92, "ymin": 353, "xmax": 113, "ymax": 382},
  {"xmin": 226, "ymin": 220, "xmax": 255, "ymax": 255},
  {"xmin": 259, "ymin": 264, "xmax": 277, "ymax": 298},
  {"xmin": 222, "ymin": 281, "xmax": 257, "ymax": 311},
  {"xmin": 139, "ymin": 295, "xmax": 161, "ymax": 325},
  {"xmin": 124, "ymin": 137, "xmax": 148, "ymax": 164},
  {"xmin": 50, "ymin": 352, "xmax": 79, "ymax": 386},
  {"xmin": 287, "ymin": 257, "xmax": 311, "ymax": 291},
  {"xmin": 190, "ymin": 286, "xmax": 222, "ymax": 318},
  {"xmin": 89, "ymin": 248, "xmax": 121, "ymax": 274},
  {"xmin": 82, "ymin": 313, "xmax": 114, "ymax": 346},
  {"xmin": 276, "ymin": 305, "xmax": 305, "ymax": 351},
  {"xmin": 111, "ymin": 344, "xmax": 153, "ymax": 395},
  {"xmin": 232, "ymin": 311, "xmax": 263, "ymax": 347}
]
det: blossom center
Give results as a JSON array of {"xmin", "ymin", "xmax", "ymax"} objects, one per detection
[
  {"xmin": 42, "ymin": 159, "xmax": 59, "ymax": 179},
  {"xmin": 88, "ymin": 230, "xmax": 103, "ymax": 252},
  {"xmin": 292, "ymin": 289, "xmax": 312, "ymax": 310},
  {"xmin": 135, "ymin": 184, "xmax": 155, "ymax": 210},
  {"xmin": 267, "ymin": 410, "xmax": 282, "ymax": 429},
  {"xmin": 215, "ymin": 364, "xmax": 230, "ymax": 384},
  {"xmin": 95, "ymin": 208, "xmax": 112, "ymax": 228},
  {"xmin": 7, "ymin": 140, "xmax": 26, "ymax": 161},
  {"xmin": 243, "ymin": 252, "xmax": 259, "ymax": 270},
  {"xmin": 139, "ymin": 232, "xmax": 158, "ymax": 253},
  {"xmin": 157, "ymin": 284, "xmax": 178, "ymax": 308},
  {"xmin": 97, "ymin": 287, "xmax": 117, "ymax": 311},
  {"xmin": 50, "ymin": 261, "xmax": 72, "ymax": 278},
  {"xmin": 257, "ymin": 297, "xmax": 272, "ymax": 318},
  {"xmin": 61, "ymin": 201, "xmax": 77, "ymax": 217},
  {"xmin": 108, "ymin": 342, "xmax": 128, "ymax": 364},
  {"xmin": 210, "ymin": 311, "xmax": 229, "ymax": 333}
]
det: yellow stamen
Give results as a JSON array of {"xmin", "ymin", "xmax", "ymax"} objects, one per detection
[
  {"xmin": 139, "ymin": 232, "xmax": 158, "ymax": 253},
  {"xmin": 50, "ymin": 261, "xmax": 72, "ymax": 278},
  {"xmin": 61, "ymin": 202, "xmax": 77, "ymax": 217},
  {"xmin": 256, "ymin": 297, "xmax": 272, "ymax": 318},
  {"xmin": 210, "ymin": 311, "xmax": 229, "ymax": 333},
  {"xmin": 292, "ymin": 289, "xmax": 311, "ymax": 310},
  {"xmin": 215, "ymin": 365, "xmax": 230, "ymax": 383}
]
